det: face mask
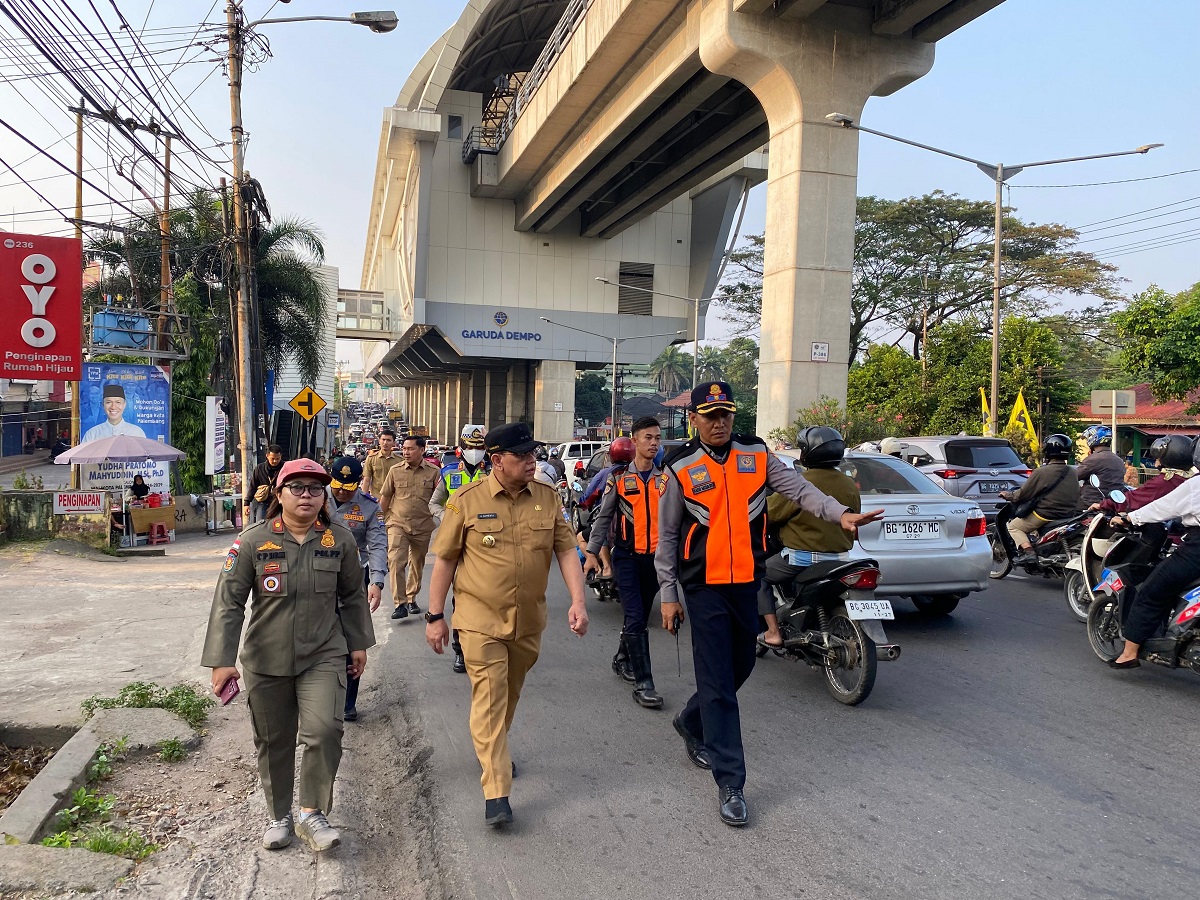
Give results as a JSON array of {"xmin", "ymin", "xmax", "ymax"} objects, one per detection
[{"xmin": 463, "ymin": 448, "xmax": 485, "ymax": 465}]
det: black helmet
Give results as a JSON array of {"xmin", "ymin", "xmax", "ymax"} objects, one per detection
[
  {"xmin": 1150, "ymin": 434, "xmax": 1194, "ymax": 470},
  {"xmin": 1041, "ymin": 433, "xmax": 1073, "ymax": 461},
  {"xmin": 796, "ymin": 426, "xmax": 846, "ymax": 468}
]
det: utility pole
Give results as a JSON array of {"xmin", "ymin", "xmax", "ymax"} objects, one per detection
[
  {"xmin": 70, "ymin": 97, "xmax": 83, "ymax": 489},
  {"xmin": 157, "ymin": 135, "xmax": 172, "ymax": 355},
  {"xmin": 226, "ymin": 1, "xmax": 257, "ymax": 505}
]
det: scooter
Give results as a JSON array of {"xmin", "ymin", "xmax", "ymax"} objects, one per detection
[
  {"xmin": 990, "ymin": 501, "xmax": 1091, "ymax": 581},
  {"xmin": 757, "ymin": 559, "xmax": 898, "ymax": 706},
  {"xmin": 1086, "ymin": 518, "xmax": 1200, "ymax": 676}
]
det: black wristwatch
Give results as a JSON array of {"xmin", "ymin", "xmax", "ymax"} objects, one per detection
[
  {"xmin": 424, "ymin": 611, "xmax": 444, "ymax": 623},
  {"xmin": 372, "ymin": 582, "xmax": 384, "ymax": 589}
]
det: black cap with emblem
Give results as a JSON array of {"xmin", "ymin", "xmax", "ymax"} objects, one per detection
[
  {"xmin": 329, "ymin": 456, "xmax": 363, "ymax": 490},
  {"xmin": 690, "ymin": 381, "xmax": 737, "ymax": 414},
  {"xmin": 485, "ymin": 422, "xmax": 542, "ymax": 456}
]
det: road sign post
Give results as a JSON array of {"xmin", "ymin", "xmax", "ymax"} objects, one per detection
[{"xmin": 289, "ymin": 386, "xmax": 327, "ymax": 421}]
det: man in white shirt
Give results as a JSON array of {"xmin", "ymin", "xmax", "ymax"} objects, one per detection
[
  {"xmin": 83, "ymin": 384, "xmax": 147, "ymax": 441},
  {"xmin": 1109, "ymin": 453, "xmax": 1200, "ymax": 668}
]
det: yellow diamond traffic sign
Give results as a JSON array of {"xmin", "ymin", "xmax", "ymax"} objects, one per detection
[{"xmin": 289, "ymin": 386, "xmax": 327, "ymax": 421}]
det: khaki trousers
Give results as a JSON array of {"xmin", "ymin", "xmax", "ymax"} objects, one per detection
[
  {"xmin": 243, "ymin": 661, "xmax": 346, "ymax": 820},
  {"xmin": 387, "ymin": 526, "xmax": 431, "ymax": 607},
  {"xmin": 458, "ymin": 629, "xmax": 541, "ymax": 800},
  {"xmin": 1007, "ymin": 511, "xmax": 1047, "ymax": 550}
]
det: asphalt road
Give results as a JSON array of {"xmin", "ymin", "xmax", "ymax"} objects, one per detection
[{"xmin": 374, "ymin": 568, "xmax": 1199, "ymax": 900}]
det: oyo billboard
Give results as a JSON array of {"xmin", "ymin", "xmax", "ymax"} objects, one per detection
[{"xmin": 0, "ymin": 233, "xmax": 83, "ymax": 379}]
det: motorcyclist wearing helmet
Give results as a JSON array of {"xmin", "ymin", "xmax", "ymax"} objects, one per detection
[
  {"xmin": 1076, "ymin": 425, "xmax": 1126, "ymax": 511},
  {"xmin": 757, "ymin": 427, "xmax": 861, "ymax": 649},
  {"xmin": 533, "ymin": 445, "xmax": 557, "ymax": 486},
  {"xmin": 546, "ymin": 446, "xmax": 566, "ymax": 483},
  {"xmin": 1091, "ymin": 434, "xmax": 1193, "ymax": 515},
  {"xmin": 999, "ymin": 434, "xmax": 1080, "ymax": 566},
  {"xmin": 1108, "ymin": 436, "xmax": 1200, "ymax": 669},
  {"xmin": 429, "ymin": 425, "xmax": 490, "ymax": 674}
]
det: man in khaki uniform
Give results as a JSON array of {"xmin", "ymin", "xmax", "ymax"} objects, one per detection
[
  {"xmin": 202, "ymin": 458, "xmax": 375, "ymax": 850},
  {"xmin": 361, "ymin": 428, "xmax": 400, "ymax": 497},
  {"xmin": 425, "ymin": 422, "xmax": 588, "ymax": 828},
  {"xmin": 379, "ymin": 435, "xmax": 441, "ymax": 619}
]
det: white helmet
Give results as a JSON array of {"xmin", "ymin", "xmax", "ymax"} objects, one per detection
[{"xmin": 460, "ymin": 424, "xmax": 487, "ymax": 466}]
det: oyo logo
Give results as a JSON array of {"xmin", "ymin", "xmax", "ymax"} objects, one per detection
[
  {"xmin": 19, "ymin": 253, "xmax": 59, "ymax": 348},
  {"xmin": 3, "ymin": 238, "xmax": 14, "ymax": 249}
]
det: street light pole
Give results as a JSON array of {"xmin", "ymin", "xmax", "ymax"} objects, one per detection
[
  {"xmin": 540, "ymin": 318, "xmax": 682, "ymax": 436},
  {"xmin": 825, "ymin": 113, "xmax": 1161, "ymax": 436}
]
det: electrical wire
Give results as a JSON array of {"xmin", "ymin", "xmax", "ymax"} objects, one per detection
[
  {"xmin": 1010, "ymin": 168, "xmax": 1200, "ymax": 189},
  {"xmin": 1074, "ymin": 215, "xmax": 1200, "ymax": 245}
]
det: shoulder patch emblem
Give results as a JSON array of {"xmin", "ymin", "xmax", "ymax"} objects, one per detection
[
  {"xmin": 445, "ymin": 502, "xmax": 459, "ymax": 515},
  {"xmin": 256, "ymin": 540, "xmax": 282, "ymax": 551},
  {"xmin": 321, "ymin": 530, "xmax": 336, "ymax": 548},
  {"xmin": 222, "ymin": 538, "xmax": 241, "ymax": 572}
]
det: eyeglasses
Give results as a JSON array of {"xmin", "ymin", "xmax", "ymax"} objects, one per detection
[
  {"xmin": 503, "ymin": 449, "xmax": 537, "ymax": 460},
  {"xmin": 283, "ymin": 482, "xmax": 326, "ymax": 497}
]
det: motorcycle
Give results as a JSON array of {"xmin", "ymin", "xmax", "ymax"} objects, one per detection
[
  {"xmin": 756, "ymin": 558, "xmax": 898, "ymax": 705},
  {"xmin": 1086, "ymin": 518, "xmax": 1200, "ymax": 676},
  {"xmin": 989, "ymin": 500, "xmax": 1091, "ymax": 581}
]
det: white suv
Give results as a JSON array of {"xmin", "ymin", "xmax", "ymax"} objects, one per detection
[{"xmin": 555, "ymin": 440, "xmax": 607, "ymax": 478}]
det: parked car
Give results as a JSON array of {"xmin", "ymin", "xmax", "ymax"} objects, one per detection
[
  {"xmin": 774, "ymin": 449, "xmax": 992, "ymax": 615},
  {"xmin": 555, "ymin": 440, "xmax": 609, "ymax": 479},
  {"xmin": 881, "ymin": 436, "xmax": 1031, "ymax": 524}
]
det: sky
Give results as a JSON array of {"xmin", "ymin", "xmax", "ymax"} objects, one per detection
[{"xmin": 1, "ymin": 0, "xmax": 1198, "ymax": 370}]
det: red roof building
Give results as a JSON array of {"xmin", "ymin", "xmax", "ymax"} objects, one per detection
[{"xmin": 1075, "ymin": 382, "xmax": 1200, "ymax": 461}]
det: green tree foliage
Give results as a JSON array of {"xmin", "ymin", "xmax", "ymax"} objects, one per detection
[
  {"xmin": 169, "ymin": 276, "xmax": 219, "ymax": 492},
  {"xmin": 840, "ymin": 317, "xmax": 1083, "ymax": 442},
  {"xmin": 695, "ymin": 346, "xmax": 725, "ymax": 382},
  {"xmin": 1115, "ymin": 282, "xmax": 1200, "ymax": 410},
  {"xmin": 575, "ymin": 371, "xmax": 612, "ymax": 427},
  {"xmin": 721, "ymin": 337, "xmax": 759, "ymax": 434},
  {"xmin": 648, "ymin": 345, "xmax": 693, "ymax": 393},
  {"xmin": 715, "ymin": 193, "xmax": 1121, "ymax": 363}
]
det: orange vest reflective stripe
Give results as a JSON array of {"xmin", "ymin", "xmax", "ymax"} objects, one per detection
[
  {"xmin": 614, "ymin": 467, "xmax": 661, "ymax": 554},
  {"xmin": 668, "ymin": 438, "xmax": 769, "ymax": 586}
]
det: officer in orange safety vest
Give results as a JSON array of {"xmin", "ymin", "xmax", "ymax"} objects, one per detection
[
  {"xmin": 655, "ymin": 382, "xmax": 883, "ymax": 827},
  {"xmin": 584, "ymin": 416, "xmax": 667, "ymax": 710}
]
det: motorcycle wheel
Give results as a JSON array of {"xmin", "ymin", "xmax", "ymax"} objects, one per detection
[
  {"xmin": 1063, "ymin": 569, "xmax": 1091, "ymax": 623},
  {"xmin": 569, "ymin": 503, "xmax": 582, "ymax": 534},
  {"xmin": 1086, "ymin": 596, "xmax": 1123, "ymax": 663},
  {"xmin": 822, "ymin": 606, "xmax": 877, "ymax": 706},
  {"xmin": 911, "ymin": 594, "xmax": 960, "ymax": 617},
  {"xmin": 987, "ymin": 527, "xmax": 1011, "ymax": 580}
]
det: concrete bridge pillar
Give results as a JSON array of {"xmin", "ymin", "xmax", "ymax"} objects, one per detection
[{"xmin": 698, "ymin": 0, "xmax": 933, "ymax": 437}]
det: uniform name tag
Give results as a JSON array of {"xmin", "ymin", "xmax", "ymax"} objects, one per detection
[
  {"xmin": 314, "ymin": 549, "xmax": 342, "ymax": 558},
  {"xmin": 477, "ymin": 512, "xmax": 498, "ymax": 519},
  {"xmin": 737, "ymin": 454, "xmax": 757, "ymax": 473},
  {"xmin": 692, "ymin": 481, "xmax": 716, "ymax": 494}
]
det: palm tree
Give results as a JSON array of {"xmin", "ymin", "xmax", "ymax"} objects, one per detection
[
  {"xmin": 252, "ymin": 218, "xmax": 328, "ymax": 385},
  {"xmin": 649, "ymin": 345, "xmax": 692, "ymax": 393},
  {"xmin": 696, "ymin": 346, "xmax": 726, "ymax": 383}
]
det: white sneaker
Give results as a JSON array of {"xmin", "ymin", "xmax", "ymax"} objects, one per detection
[
  {"xmin": 295, "ymin": 811, "xmax": 340, "ymax": 852},
  {"xmin": 262, "ymin": 815, "xmax": 293, "ymax": 850}
]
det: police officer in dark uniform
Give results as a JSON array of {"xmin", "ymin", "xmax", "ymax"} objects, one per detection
[
  {"xmin": 655, "ymin": 383, "xmax": 882, "ymax": 826},
  {"xmin": 328, "ymin": 456, "xmax": 388, "ymax": 720}
]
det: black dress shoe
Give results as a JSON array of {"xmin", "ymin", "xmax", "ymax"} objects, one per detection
[
  {"xmin": 453, "ymin": 650, "xmax": 466, "ymax": 673},
  {"xmin": 484, "ymin": 797, "xmax": 513, "ymax": 828},
  {"xmin": 406, "ymin": 602, "xmax": 421, "ymax": 616},
  {"xmin": 1107, "ymin": 657, "xmax": 1141, "ymax": 669},
  {"xmin": 718, "ymin": 786, "xmax": 748, "ymax": 827},
  {"xmin": 343, "ymin": 707, "xmax": 358, "ymax": 722},
  {"xmin": 672, "ymin": 713, "xmax": 711, "ymax": 770},
  {"xmin": 391, "ymin": 605, "xmax": 408, "ymax": 620}
]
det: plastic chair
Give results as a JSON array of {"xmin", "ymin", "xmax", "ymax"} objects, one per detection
[{"xmin": 147, "ymin": 522, "xmax": 170, "ymax": 545}]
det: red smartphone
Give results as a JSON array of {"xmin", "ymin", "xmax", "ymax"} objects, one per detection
[{"xmin": 219, "ymin": 676, "xmax": 240, "ymax": 706}]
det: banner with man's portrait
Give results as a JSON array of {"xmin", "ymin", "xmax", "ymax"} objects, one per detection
[{"xmin": 80, "ymin": 363, "xmax": 171, "ymax": 443}]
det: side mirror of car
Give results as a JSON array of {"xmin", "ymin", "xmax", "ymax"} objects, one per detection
[{"xmin": 1109, "ymin": 489, "xmax": 1127, "ymax": 505}]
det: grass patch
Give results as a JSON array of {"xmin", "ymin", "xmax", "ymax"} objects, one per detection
[
  {"xmin": 157, "ymin": 738, "xmax": 187, "ymax": 763},
  {"xmin": 51, "ymin": 786, "xmax": 115, "ymax": 832},
  {"xmin": 44, "ymin": 824, "xmax": 157, "ymax": 860},
  {"xmin": 81, "ymin": 681, "xmax": 214, "ymax": 729}
]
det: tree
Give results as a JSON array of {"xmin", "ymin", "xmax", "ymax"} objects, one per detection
[
  {"xmin": 1115, "ymin": 282, "xmax": 1200, "ymax": 411},
  {"xmin": 715, "ymin": 192, "xmax": 1122, "ymax": 363},
  {"xmin": 649, "ymin": 345, "xmax": 692, "ymax": 393},
  {"xmin": 575, "ymin": 371, "xmax": 611, "ymax": 427},
  {"xmin": 721, "ymin": 337, "xmax": 759, "ymax": 434},
  {"xmin": 695, "ymin": 346, "xmax": 725, "ymax": 382}
]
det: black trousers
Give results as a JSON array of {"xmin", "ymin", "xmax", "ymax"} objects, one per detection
[
  {"xmin": 677, "ymin": 583, "xmax": 759, "ymax": 790},
  {"xmin": 613, "ymin": 547, "xmax": 658, "ymax": 634},
  {"xmin": 1125, "ymin": 533, "xmax": 1200, "ymax": 645},
  {"xmin": 345, "ymin": 566, "xmax": 370, "ymax": 713},
  {"xmin": 757, "ymin": 554, "xmax": 810, "ymax": 617}
]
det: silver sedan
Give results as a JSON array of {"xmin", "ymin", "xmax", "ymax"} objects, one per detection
[{"xmin": 774, "ymin": 450, "xmax": 992, "ymax": 616}]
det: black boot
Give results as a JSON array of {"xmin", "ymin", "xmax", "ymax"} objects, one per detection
[
  {"xmin": 612, "ymin": 633, "xmax": 634, "ymax": 683},
  {"xmin": 625, "ymin": 631, "xmax": 663, "ymax": 709},
  {"xmin": 451, "ymin": 630, "xmax": 466, "ymax": 674}
]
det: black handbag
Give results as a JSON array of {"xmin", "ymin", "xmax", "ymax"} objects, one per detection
[{"xmin": 1013, "ymin": 466, "xmax": 1070, "ymax": 519}]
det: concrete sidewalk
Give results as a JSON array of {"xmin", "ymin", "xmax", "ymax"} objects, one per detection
[{"xmin": 0, "ymin": 532, "xmax": 232, "ymax": 730}]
